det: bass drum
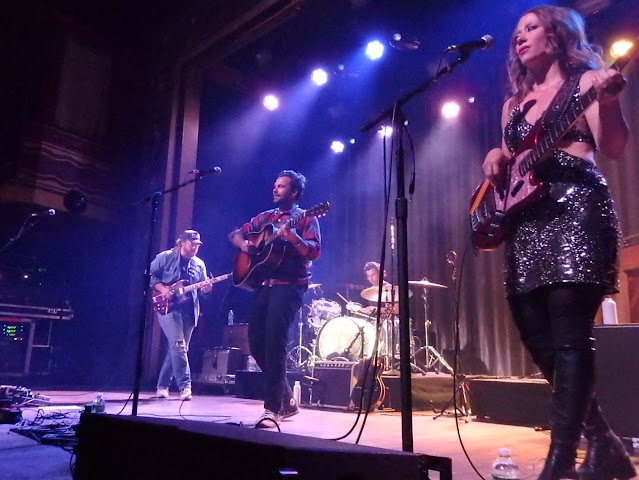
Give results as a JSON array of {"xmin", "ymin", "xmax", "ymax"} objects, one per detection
[{"xmin": 316, "ymin": 316, "xmax": 380, "ymax": 361}]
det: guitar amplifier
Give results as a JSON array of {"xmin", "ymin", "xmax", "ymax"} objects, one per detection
[
  {"xmin": 309, "ymin": 361, "xmax": 357, "ymax": 410},
  {"xmin": 222, "ymin": 324, "xmax": 250, "ymax": 355},
  {"xmin": 200, "ymin": 347, "xmax": 244, "ymax": 384}
]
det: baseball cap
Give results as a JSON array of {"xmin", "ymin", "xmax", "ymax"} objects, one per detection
[{"xmin": 179, "ymin": 230, "xmax": 202, "ymax": 244}]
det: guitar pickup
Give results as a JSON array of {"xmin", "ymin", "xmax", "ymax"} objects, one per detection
[{"xmin": 511, "ymin": 180, "xmax": 524, "ymax": 197}]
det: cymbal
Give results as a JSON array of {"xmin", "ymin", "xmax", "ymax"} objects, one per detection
[
  {"xmin": 360, "ymin": 285, "xmax": 413, "ymax": 302},
  {"xmin": 308, "ymin": 283, "xmax": 322, "ymax": 289},
  {"xmin": 408, "ymin": 279, "xmax": 447, "ymax": 289}
]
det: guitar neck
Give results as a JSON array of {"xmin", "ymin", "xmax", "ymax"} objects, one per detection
[
  {"xmin": 262, "ymin": 211, "xmax": 309, "ymax": 247},
  {"xmin": 182, "ymin": 273, "xmax": 230, "ymax": 294},
  {"xmin": 519, "ymin": 49, "xmax": 636, "ymax": 177}
]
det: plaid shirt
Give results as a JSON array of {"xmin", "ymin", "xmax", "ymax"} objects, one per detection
[{"xmin": 240, "ymin": 205, "xmax": 321, "ymax": 283}]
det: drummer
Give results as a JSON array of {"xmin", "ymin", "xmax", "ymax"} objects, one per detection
[{"xmin": 361, "ymin": 261, "xmax": 390, "ymax": 316}]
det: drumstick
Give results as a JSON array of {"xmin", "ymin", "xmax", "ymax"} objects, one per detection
[{"xmin": 336, "ymin": 292, "xmax": 348, "ymax": 303}]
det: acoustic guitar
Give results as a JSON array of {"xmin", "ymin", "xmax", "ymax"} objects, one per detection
[{"xmin": 232, "ymin": 202, "xmax": 330, "ymax": 291}]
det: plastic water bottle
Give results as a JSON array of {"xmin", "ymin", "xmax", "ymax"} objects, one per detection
[
  {"xmin": 491, "ymin": 448, "xmax": 521, "ymax": 479},
  {"xmin": 293, "ymin": 380, "xmax": 302, "ymax": 405},
  {"xmin": 227, "ymin": 309, "xmax": 234, "ymax": 325},
  {"xmin": 601, "ymin": 296, "xmax": 618, "ymax": 325},
  {"xmin": 92, "ymin": 393, "xmax": 106, "ymax": 414}
]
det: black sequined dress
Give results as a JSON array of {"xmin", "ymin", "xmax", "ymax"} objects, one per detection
[{"xmin": 503, "ymin": 101, "xmax": 621, "ymax": 297}]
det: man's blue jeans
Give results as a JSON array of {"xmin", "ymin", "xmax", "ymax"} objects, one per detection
[{"xmin": 156, "ymin": 308, "xmax": 196, "ymax": 391}]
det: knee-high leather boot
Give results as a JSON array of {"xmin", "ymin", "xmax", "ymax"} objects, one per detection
[
  {"xmin": 537, "ymin": 348, "xmax": 593, "ymax": 480},
  {"xmin": 578, "ymin": 401, "xmax": 636, "ymax": 480}
]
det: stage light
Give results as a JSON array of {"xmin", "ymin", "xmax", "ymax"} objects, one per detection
[
  {"xmin": 331, "ymin": 141, "xmax": 345, "ymax": 154},
  {"xmin": 468, "ymin": 97, "xmax": 476, "ymax": 104},
  {"xmin": 263, "ymin": 94, "xmax": 279, "ymax": 111},
  {"xmin": 377, "ymin": 126, "xmax": 393, "ymax": 138},
  {"xmin": 349, "ymin": 138, "xmax": 356, "ymax": 144},
  {"xmin": 311, "ymin": 69, "xmax": 328, "ymax": 86},
  {"xmin": 610, "ymin": 40, "xmax": 633, "ymax": 59},
  {"xmin": 390, "ymin": 33, "xmax": 421, "ymax": 51},
  {"xmin": 365, "ymin": 40, "xmax": 384, "ymax": 60},
  {"xmin": 441, "ymin": 101, "xmax": 461, "ymax": 119}
]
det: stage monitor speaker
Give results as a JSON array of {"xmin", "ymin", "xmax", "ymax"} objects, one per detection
[
  {"xmin": 593, "ymin": 324, "xmax": 639, "ymax": 438},
  {"xmin": 75, "ymin": 412, "xmax": 452, "ymax": 479}
]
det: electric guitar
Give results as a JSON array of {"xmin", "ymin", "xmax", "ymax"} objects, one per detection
[
  {"xmin": 349, "ymin": 358, "xmax": 385, "ymax": 412},
  {"xmin": 152, "ymin": 273, "xmax": 231, "ymax": 315},
  {"xmin": 469, "ymin": 41, "xmax": 637, "ymax": 251},
  {"xmin": 232, "ymin": 202, "xmax": 330, "ymax": 291}
]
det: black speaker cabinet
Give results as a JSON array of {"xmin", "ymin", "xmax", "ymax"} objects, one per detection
[{"xmin": 593, "ymin": 324, "xmax": 639, "ymax": 438}]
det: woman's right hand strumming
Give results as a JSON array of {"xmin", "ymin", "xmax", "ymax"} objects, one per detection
[{"xmin": 483, "ymin": 147, "xmax": 510, "ymax": 188}]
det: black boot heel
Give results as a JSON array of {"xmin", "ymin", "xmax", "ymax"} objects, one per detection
[{"xmin": 578, "ymin": 432, "xmax": 637, "ymax": 480}]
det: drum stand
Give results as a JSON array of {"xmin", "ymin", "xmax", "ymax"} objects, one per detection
[
  {"xmin": 381, "ymin": 306, "xmax": 428, "ymax": 375},
  {"xmin": 411, "ymin": 288, "xmax": 453, "ymax": 374},
  {"xmin": 287, "ymin": 307, "xmax": 316, "ymax": 370}
]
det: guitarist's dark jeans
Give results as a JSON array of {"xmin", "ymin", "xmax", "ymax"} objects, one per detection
[{"xmin": 249, "ymin": 284, "xmax": 305, "ymax": 413}]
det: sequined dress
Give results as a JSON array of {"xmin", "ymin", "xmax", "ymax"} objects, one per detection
[{"xmin": 503, "ymin": 102, "xmax": 620, "ymax": 297}]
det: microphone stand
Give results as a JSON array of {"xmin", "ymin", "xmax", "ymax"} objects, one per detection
[
  {"xmin": 361, "ymin": 52, "xmax": 471, "ymax": 452},
  {"xmin": 131, "ymin": 172, "xmax": 214, "ymax": 416}
]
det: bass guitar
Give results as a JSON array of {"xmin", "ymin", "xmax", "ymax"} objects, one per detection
[
  {"xmin": 152, "ymin": 273, "xmax": 231, "ymax": 315},
  {"xmin": 469, "ymin": 41, "xmax": 637, "ymax": 251},
  {"xmin": 232, "ymin": 202, "xmax": 330, "ymax": 291}
]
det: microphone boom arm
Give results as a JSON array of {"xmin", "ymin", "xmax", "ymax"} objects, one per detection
[{"xmin": 361, "ymin": 53, "xmax": 469, "ymax": 133}]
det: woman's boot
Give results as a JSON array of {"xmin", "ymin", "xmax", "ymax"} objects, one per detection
[
  {"xmin": 578, "ymin": 401, "xmax": 636, "ymax": 480},
  {"xmin": 537, "ymin": 348, "xmax": 593, "ymax": 480}
]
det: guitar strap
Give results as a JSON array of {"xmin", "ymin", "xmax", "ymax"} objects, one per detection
[{"xmin": 538, "ymin": 73, "xmax": 582, "ymax": 132}]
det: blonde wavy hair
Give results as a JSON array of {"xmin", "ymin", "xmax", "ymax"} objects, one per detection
[{"xmin": 507, "ymin": 5, "xmax": 604, "ymax": 103}]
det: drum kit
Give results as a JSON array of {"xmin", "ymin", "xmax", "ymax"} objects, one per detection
[{"xmin": 287, "ymin": 277, "xmax": 451, "ymax": 374}]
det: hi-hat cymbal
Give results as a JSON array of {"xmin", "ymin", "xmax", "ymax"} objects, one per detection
[
  {"xmin": 360, "ymin": 285, "xmax": 413, "ymax": 302},
  {"xmin": 408, "ymin": 279, "xmax": 447, "ymax": 289},
  {"xmin": 308, "ymin": 283, "xmax": 322, "ymax": 289}
]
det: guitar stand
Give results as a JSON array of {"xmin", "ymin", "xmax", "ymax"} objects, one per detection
[{"xmin": 432, "ymin": 374, "xmax": 472, "ymax": 423}]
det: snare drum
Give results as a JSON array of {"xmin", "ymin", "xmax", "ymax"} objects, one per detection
[
  {"xmin": 309, "ymin": 299, "xmax": 342, "ymax": 328},
  {"xmin": 316, "ymin": 316, "xmax": 379, "ymax": 361}
]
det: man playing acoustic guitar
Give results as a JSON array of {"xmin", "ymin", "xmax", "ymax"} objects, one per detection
[
  {"xmin": 150, "ymin": 230, "xmax": 212, "ymax": 401},
  {"xmin": 229, "ymin": 170, "xmax": 321, "ymax": 427}
]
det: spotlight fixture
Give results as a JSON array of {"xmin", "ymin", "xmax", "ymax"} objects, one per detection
[
  {"xmin": 441, "ymin": 101, "xmax": 461, "ymax": 119},
  {"xmin": 377, "ymin": 126, "xmax": 393, "ymax": 138},
  {"xmin": 311, "ymin": 68, "xmax": 328, "ymax": 86},
  {"xmin": 263, "ymin": 94, "xmax": 279, "ymax": 111},
  {"xmin": 365, "ymin": 40, "xmax": 385, "ymax": 60},
  {"xmin": 610, "ymin": 40, "xmax": 633, "ymax": 59},
  {"xmin": 331, "ymin": 141, "xmax": 345, "ymax": 154},
  {"xmin": 390, "ymin": 33, "xmax": 421, "ymax": 51}
]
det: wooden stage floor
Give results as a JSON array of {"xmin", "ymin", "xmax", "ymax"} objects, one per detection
[{"xmin": 4, "ymin": 384, "xmax": 637, "ymax": 480}]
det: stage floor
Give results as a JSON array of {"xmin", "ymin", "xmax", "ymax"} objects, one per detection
[{"xmin": 2, "ymin": 386, "xmax": 638, "ymax": 480}]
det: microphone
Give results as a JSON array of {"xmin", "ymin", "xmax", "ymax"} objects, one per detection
[
  {"xmin": 191, "ymin": 166, "xmax": 222, "ymax": 176},
  {"xmin": 444, "ymin": 35, "xmax": 494, "ymax": 53},
  {"xmin": 30, "ymin": 209, "xmax": 56, "ymax": 217}
]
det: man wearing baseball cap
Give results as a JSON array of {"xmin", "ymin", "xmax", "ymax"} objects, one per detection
[{"xmin": 150, "ymin": 229, "xmax": 211, "ymax": 401}]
